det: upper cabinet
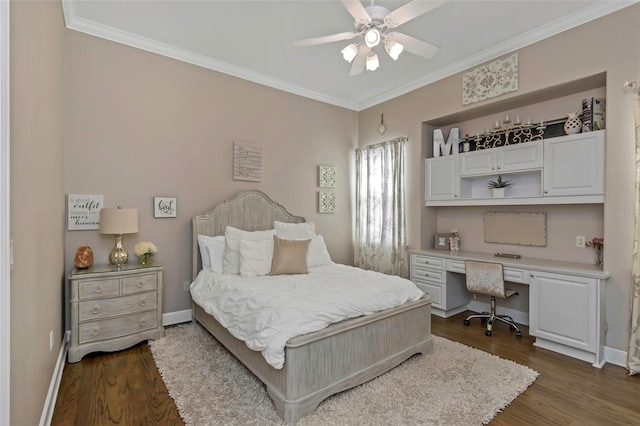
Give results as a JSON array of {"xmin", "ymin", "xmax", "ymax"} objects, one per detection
[
  {"xmin": 460, "ymin": 141, "xmax": 543, "ymax": 176},
  {"xmin": 543, "ymin": 132, "xmax": 604, "ymax": 197},
  {"xmin": 425, "ymin": 130, "xmax": 605, "ymax": 206}
]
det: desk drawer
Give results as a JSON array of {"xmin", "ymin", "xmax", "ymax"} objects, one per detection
[
  {"xmin": 411, "ymin": 265, "xmax": 445, "ymax": 284},
  {"xmin": 411, "ymin": 254, "xmax": 445, "ymax": 270},
  {"xmin": 413, "ymin": 281, "xmax": 443, "ymax": 308},
  {"xmin": 447, "ymin": 259, "xmax": 465, "ymax": 273},
  {"xmin": 504, "ymin": 267, "xmax": 530, "ymax": 284}
]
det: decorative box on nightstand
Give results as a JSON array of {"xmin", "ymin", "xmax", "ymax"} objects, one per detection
[{"xmin": 68, "ymin": 264, "xmax": 164, "ymax": 363}]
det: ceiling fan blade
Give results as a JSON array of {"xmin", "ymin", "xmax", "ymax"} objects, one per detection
[
  {"xmin": 349, "ymin": 46, "xmax": 370, "ymax": 77},
  {"xmin": 388, "ymin": 32, "xmax": 440, "ymax": 59},
  {"xmin": 340, "ymin": 0, "xmax": 371, "ymax": 25},
  {"xmin": 292, "ymin": 31, "xmax": 359, "ymax": 47},
  {"xmin": 385, "ymin": 0, "xmax": 449, "ymax": 28}
]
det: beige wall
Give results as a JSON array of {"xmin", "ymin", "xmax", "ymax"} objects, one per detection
[
  {"xmin": 64, "ymin": 31, "xmax": 358, "ymax": 316},
  {"xmin": 10, "ymin": 1, "xmax": 66, "ymax": 424},
  {"xmin": 359, "ymin": 5, "xmax": 640, "ymax": 352}
]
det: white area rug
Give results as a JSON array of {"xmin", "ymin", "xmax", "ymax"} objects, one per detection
[{"xmin": 150, "ymin": 323, "xmax": 538, "ymax": 425}]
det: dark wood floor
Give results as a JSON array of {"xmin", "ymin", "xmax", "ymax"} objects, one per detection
[{"xmin": 52, "ymin": 312, "xmax": 640, "ymax": 425}]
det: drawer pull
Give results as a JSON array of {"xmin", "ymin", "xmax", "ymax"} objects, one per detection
[
  {"xmin": 136, "ymin": 281, "xmax": 144, "ymax": 288},
  {"xmin": 423, "ymin": 261, "xmax": 429, "ymax": 264},
  {"xmin": 140, "ymin": 300, "xmax": 147, "ymax": 307},
  {"xmin": 139, "ymin": 319, "xmax": 147, "ymax": 328},
  {"xmin": 424, "ymin": 273, "xmax": 429, "ymax": 277},
  {"xmin": 91, "ymin": 305, "xmax": 102, "ymax": 314},
  {"xmin": 91, "ymin": 327, "xmax": 100, "ymax": 336},
  {"xmin": 94, "ymin": 285, "xmax": 103, "ymax": 294}
]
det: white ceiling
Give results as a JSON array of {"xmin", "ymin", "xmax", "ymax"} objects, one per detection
[{"xmin": 62, "ymin": 0, "xmax": 637, "ymax": 111}]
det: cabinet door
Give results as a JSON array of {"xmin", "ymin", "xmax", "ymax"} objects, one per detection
[
  {"xmin": 530, "ymin": 271, "xmax": 596, "ymax": 352},
  {"xmin": 459, "ymin": 150, "xmax": 496, "ymax": 176},
  {"xmin": 543, "ymin": 131, "xmax": 604, "ymax": 196},
  {"xmin": 498, "ymin": 141, "xmax": 543, "ymax": 172},
  {"xmin": 425, "ymin": 156, "xmax": 459, "ymax": 200}
]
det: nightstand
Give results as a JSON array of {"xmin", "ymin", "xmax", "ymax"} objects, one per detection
[{"xmin": 68, "ymin": 263, "xmax": 164, "ymax": 363}]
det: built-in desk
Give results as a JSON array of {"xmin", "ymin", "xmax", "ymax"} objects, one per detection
[{"xmin": 409, "ymin": 249, "xmax": 610, "ymax": 367}]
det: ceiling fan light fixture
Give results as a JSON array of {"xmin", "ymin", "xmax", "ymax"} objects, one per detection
[
  {"xmin": 385, "ymin": 40, "xmax": 404, "ymax": 61},
  {"xmin": 364, "ymin": 28, "xmax": 381, "ymax": 48},
  {"xmin": 341, "ymin": 44, "xmax": 359, "ymax": 63},
  {"xmin": 365, "ymin": 52, "xmax": 379, "ymax": 71}
]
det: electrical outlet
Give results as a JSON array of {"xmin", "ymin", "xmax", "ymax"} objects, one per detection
[
  {"xmin": 49, "ymin": 331, "xmax": 54, "ymax": 352},
  {"xmin": 183, "ymin": 281, "xmax": 191, "ymax": 292},
  {"xmin": 576, "ymin": 235, "xmax": 586, "ymax": 248}
]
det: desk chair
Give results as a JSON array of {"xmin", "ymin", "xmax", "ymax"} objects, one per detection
[{"xmin": 463, "ymin": 260, "xmax": 522, "ymax": 337}]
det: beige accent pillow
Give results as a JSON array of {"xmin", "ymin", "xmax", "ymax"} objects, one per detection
[{"xmin": 269, "ymin": 236, "xmax": 310, "ymax": 276}]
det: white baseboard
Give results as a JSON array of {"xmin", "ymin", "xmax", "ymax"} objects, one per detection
[
  {"xmin": 39, "ymin": 331, "xmax": 70, "ymax": 426},
  {"xmin": 162, "ymin": 309, "xmax": 192, "ymax": 326},
  {"xmin": 605, "ymin": 346, "xmax": 628, "ymax": 368}
]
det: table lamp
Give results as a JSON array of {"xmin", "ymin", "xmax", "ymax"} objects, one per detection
[{"xmin": 99, "ymin": 207, "xmax": 139, "ymax": 267}]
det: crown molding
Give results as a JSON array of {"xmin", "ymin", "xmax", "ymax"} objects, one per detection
[{"xmin": 63, "ymin": 0, "xmax": 637, "ymax": 112}]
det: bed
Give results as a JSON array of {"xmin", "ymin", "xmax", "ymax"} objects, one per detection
[{"xmin": 191, "ymin": 190, "xmax": 433, "ymax": 423}]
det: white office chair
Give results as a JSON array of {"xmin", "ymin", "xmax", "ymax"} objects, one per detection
[{"xmin": 463, "ymin": 260, "xmax": 522, "ymax": 337}]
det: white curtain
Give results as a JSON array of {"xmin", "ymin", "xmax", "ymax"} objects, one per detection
[
  {"xmin": 354, "ymin": 137, "xmax": 408, "ymax": 277},
  {"xmin": 629, "ymin": 86, "xmax": 640, "ymax": 374}
]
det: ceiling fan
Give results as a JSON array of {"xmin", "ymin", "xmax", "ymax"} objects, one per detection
[{"xmin": 292, "ymin": 0, "xmax": 447, "ymax": 76}]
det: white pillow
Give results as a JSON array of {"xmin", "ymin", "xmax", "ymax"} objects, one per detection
[
  {"xmin": 307, "ymin": 235, "xmax": 333, "ymax": 268},
  {"xmin": 197, "ymin": 235, "xmax": 225, "ymax": 272},
  {"xmin": 239, "ymin": 239, "xmax": 274, "ymax": 277},
  {"xmin": 274, "ymin": 221, "xmax": 315, "ymax": 240},
  {"xmin": 222, "ymin": 226, "xmax": 276, "ymax": 274}
]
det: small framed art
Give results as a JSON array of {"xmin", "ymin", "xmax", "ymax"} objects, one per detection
[
  {"xmin": 154, "ymin": 197, "xmax": 177, "ymax": 218},
  {"xmin": 434, "ymin": 233, "xmax": 449, "ymax": 250},
  {"xmin": 318, "ymin": 165, "xmax": 336, "ymax": 188},
  {"xmin": 318, "ymin": 191, "xmax": 336, "ymax": 213}
]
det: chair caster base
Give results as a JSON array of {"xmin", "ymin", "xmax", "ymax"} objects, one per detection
[
  {"xmin": 463, "ymin": 319, "xmax": 470, "ymax": 326},
  {"xmin": 485, "ymin": 330, "xmax": 492, "ymax": 337}
]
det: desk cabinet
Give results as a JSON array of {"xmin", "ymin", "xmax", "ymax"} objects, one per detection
[
  {"xmin": 425, "ymin": 156, "xmax": 459, "ymax": 200},
  {"xmin": 410, "ymin": 253, "xmax": 469, "ymax": 317},
  {"xmin": 68, "ymin": 264, "xmax": 164, "ymax": 363},
  {"xmin": 529, "ymin": 271, "xmax": 597, "ymax": 353},
  {"xmin": 459, "ymin": 141, "xmax": 543, "ymax": 176}
]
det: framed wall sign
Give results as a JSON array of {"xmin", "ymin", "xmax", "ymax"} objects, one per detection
[
  {"xmin": 154, "ymin": 197, "xmax": 177, "ymax": 218},
  {"xmin": 67, "ymin": 194, "xmax": 103, "ymax": 230}
]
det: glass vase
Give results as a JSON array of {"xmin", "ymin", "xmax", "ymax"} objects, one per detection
[
  {"xmin": 138, "ymin": 254, "xmax": 152, "ymax": 265},
  {"xmin": 594, "ymin": 248, "xmax": 602, "ymax": 266}
]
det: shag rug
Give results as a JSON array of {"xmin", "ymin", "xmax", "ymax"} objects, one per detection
[{"xmin": 150, "ymin": 323, "xmax": 538, "ymax": 425}]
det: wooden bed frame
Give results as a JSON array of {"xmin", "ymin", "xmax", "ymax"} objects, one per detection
[{"xmin": 191, "ymin": 190, "xmax": 433, "ymax": 423}]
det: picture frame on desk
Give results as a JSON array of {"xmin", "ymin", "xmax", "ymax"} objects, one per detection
[{"xmin": 435, "ymin": 233, "xmax": 449, "ymax": 250}]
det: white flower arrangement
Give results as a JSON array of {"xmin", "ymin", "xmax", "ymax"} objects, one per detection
[{"xmin": 134, "ymin": 241, "xmax": 158, "ymax": 257}]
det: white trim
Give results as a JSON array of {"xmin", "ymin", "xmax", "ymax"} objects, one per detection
[
  {"xmin": 162, "ymin": 309, "xmax": 192, "ymax": 326},
  {"xmin": 62, "ymin": 0, "xmax": 636, "ymax": 111},
  {"xmin": 605, "ymin": 345, "xmax": 628, "ymax": 368},
  {"xmin": 0, "ymin": 0, "xmax": 10, "ymax": 423},
  {"xmin": 39, "ymin": 333, "xmax": 69, "ymax": 426}
]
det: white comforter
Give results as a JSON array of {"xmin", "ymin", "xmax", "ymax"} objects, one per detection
[{"xmin": 190, "ymin": 264, "xmax": 424, "ymax": 369}]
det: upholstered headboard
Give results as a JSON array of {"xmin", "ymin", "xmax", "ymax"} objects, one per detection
[{"xmin": 192, "ymin": 190, "xmax": 306, "ymax": 279}]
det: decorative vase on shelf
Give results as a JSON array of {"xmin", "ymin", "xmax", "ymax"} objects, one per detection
[
  {"xmin": 595, "ymin": 248, "xmax": 602, "ymax": 266},
  {"xmin": 138, "ymin": 254, "xmax": 153, "ymax": 265},
  {"xmin": 564, "ymin": 113, "xmax": 582, "ymax": 135},
  {"xmin": 492, "ymin": 188, "xmax": 506, "ymax": 198}
]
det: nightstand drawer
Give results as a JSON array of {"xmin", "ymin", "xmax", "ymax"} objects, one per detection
[
  {"xmin": 78, "ymin": 292, "xmax": 157, "ymax": 321},
  {"xmin": 411, "ymin": 254, "xmax": 445, "ymax": 270},
  {"xmin": 79, "ymin": 311, "xmax": 158, "ymax": 344},
  {"xmin": 123, "ymin": 274, "xmax": 158, "ymax": 294},
  {"xmin": 78, "ymin": 279, "xmax": 120, "ymax": 299}
]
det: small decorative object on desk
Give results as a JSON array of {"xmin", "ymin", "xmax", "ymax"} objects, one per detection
[
  {"xmin": 585, "ymin": 237, "xmax": 603, "ymax": 265},
  {"xmin": 74, "ymin": 246, "xmax": 93, "ymax": 269},
  {"xmin": 134, "ymin": 241, "xmax": 158, "ymax": 265},
  {"xmin": 563, "ymin": 112, "xmax": 582, "ymax": 135},
  {"xmin": 449, "ymin": 230, "xmax": 460, "ymax": 251}
]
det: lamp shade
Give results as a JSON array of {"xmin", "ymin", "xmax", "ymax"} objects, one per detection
[{"xmin": 99, "ymin": 208, "xmax": 139, "ymax": 235}]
